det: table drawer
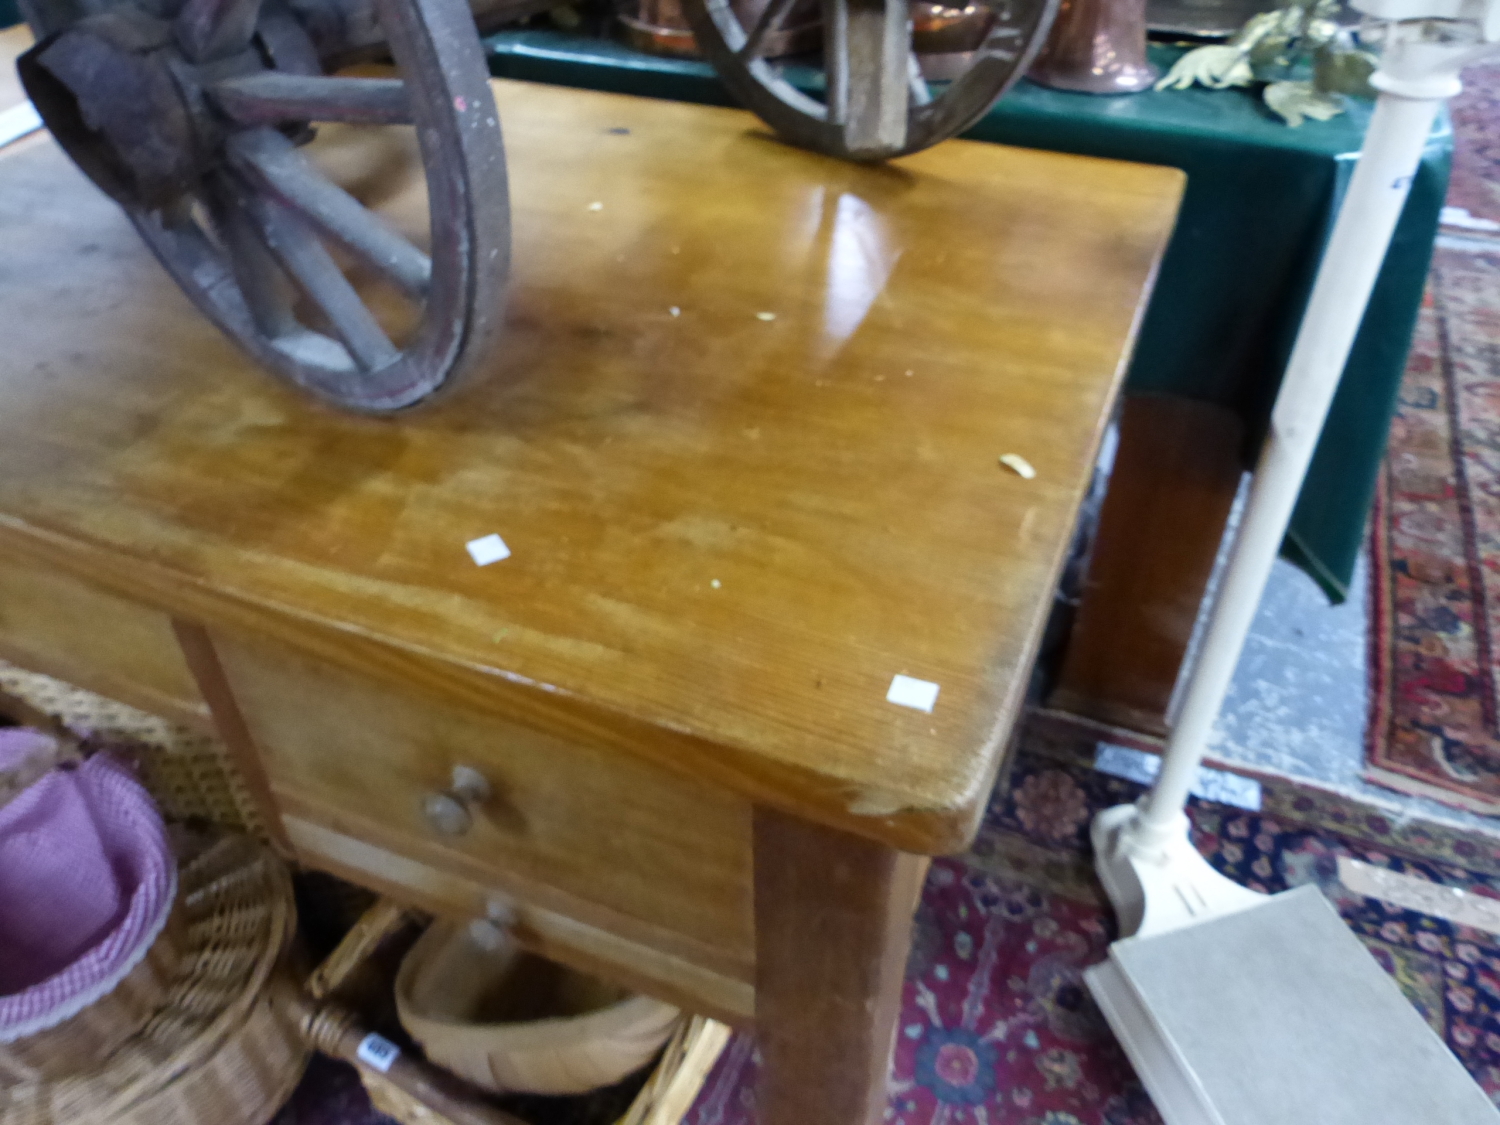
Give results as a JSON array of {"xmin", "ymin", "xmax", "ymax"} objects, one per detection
[
  {"xmin": 210, "ymin": 631, "xmax": 756, "ymax": 976},
  {"xmin": 279, "ymin": 811, "xmax": 756, "ymax": 1021},
  {"xmin": 0, "ymin": 552, "xmax": 206, "ymax": 725}
]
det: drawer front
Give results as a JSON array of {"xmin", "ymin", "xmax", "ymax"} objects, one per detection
[
  {"xmin": 0, "ymin": 552, "xmax": 206, "ymax": 725},
  {"xmin": 281, "ymin": 812, "xmax": 755, "ymax": 1022},
  {"xmin": 211, "ymin": 632, "xmax": 756, "ymax": 976}
]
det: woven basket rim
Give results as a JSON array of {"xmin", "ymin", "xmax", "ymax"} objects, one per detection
[
  {"xmin": 0, "ymin": 835, "xmax": 294, "ymax": 1125},
  {"xmin": 104, "ymin": 984, "xmax": 309, "ymax": 1125},
  {"xmin": 0, "ymin": 869, "xmax": 179, "ymax": 1045},
  {"xmin": 395, "ymin": 920, "xmax": 681, "ymax": 1043},
  {"xmin": 0, "ymin": 752, "xmax": 178, "ymax": 1043}
]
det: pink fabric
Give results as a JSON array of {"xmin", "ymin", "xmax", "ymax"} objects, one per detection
[{"xmin": 0, "ymin": 731, "xmax": 174, "ymax": 1037}]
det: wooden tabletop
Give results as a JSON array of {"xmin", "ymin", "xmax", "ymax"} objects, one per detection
[
  {"xmin": 0, "ymin": 27, "xmax": 27, "ymax": 113},
  {"xmin": 0, "ymin": 76, "xmax": 1181, "ymax": 853}
]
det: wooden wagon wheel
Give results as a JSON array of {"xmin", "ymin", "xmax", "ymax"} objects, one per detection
[
  {"xmin": 681, "ymin": 0, "xmax": 1059, "ymax": 161},
  {"xmin": 18, "ymin": 0, "xmax": 509, "ymax": 412}
]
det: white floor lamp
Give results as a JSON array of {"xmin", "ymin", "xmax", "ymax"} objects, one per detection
[{"xmin": 1084, "ymin": 3, "xmax": 1500, "ymax": 1122}]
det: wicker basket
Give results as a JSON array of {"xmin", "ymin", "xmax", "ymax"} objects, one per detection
[
  {"xmin": 0, "ymin": 659, "xmax": 266, "ymax": 841},
  {"xmin": 0, "ymin": 833, "xmax": 308, "ymax": 1125},
  {"xmin": 396, "ymin": 920, "xmax": 683, "ymax": 1097},
  {"xmin": 0, "ymin": 896, "xmax": 188, "ymax": 1082},
  {"xmin": 0, "ymin": 722, "xmax": 188, "ymax": 1082},
  {"xmin": 613, "ymin": 1015, "xmax": 733, "ymax": 1125},
  {"xmin": 0, "ymin": 661, "xmax": 731, "ymax": 1125}
]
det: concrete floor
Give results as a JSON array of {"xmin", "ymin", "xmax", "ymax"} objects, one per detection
[
  {"xmin": 1152, "ymin": 78, "xmax": 1500, "ymax": 839},
  {"xmin": 1205, "ymin": 552, "xmax": 1500, "ymax": 834}
]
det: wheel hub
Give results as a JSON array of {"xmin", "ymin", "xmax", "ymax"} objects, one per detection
[
  {"xmin": 17, "ymin": 2, "xmax": 292, "ymax": 210},
  {"xmin": 15, "ymin": 0, "xmax": 512, "ymax": 412}
]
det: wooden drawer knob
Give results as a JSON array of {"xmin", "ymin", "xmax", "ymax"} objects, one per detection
[{"xmin": 422, "ymin": 765, "xmax": 492, "ymax": 837}]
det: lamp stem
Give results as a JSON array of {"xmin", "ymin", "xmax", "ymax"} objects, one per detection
[{"xmin": 1138, "ymin": 89, "xmax": 1445, "ymax": 836}]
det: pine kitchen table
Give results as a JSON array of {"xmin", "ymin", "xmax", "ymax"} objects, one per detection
[{"xmin": 0, "ymin": 77, "xmax": 1181, "ymax": 1124}]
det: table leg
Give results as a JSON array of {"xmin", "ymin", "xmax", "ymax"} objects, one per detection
[
  {"xmin": 752, "ymin": 806, "xmax": 925, "ymax": 1125},
  {"xmin": 1049, "ymin": 394, "xmax": 1244, "ymax": 735},
  {"xmin": 173, "ymin": 619, "xmax": 293, "ymax": 854}
]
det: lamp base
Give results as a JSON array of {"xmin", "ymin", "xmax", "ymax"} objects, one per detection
[{"xmin": 1091, "ymin": 803, "xmax": 1265, "ymax": 939}]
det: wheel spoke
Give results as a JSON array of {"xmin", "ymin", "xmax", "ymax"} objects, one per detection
[
  {"xmin": 241, "ymin": 190, "xmax": 400, "ymax": 372},
  {"xmin": 175, "ymin": 0, "xmax": 264, "ymax": 62},
  {"xmin": 738, "ymin": 0, "xmax": 800, "ymax": 60},
  {"xmin": 907, "ymin": 51, "xmax": 932, "ymax": 106},
  {"xmin": 210, "ymin": 74, "xmax": 413, "ymax": 127},
  {"xmin": 228, "ymin": 127, "xmax": 431, "ymax": 299},
  {"xmin": 205, "ymin": 174, "xmax": 298, "ymax": 339},
  {"xmin": 254, "ymin": 3, "xmax": 323, "ymax": 74},
  {"xmin": 823, "ymin": 0, "xmax": 850, "ymax": 125},
  {"xmin": 979, "ymin": 22, "xmax": 1023, "ymax": 61},
  {"xmin": 840, "ymin": 0, "xmax": 909, "ymax": 156}
]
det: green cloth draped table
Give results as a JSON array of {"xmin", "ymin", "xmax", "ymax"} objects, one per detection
[{"xmin": 484, "ymin": 32, "xmax": 1450, "ymax": 603}]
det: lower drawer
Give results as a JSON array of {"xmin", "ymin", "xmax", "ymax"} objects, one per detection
[
  {"xmin": 209, "ymin": 631, "xmax": 756, "ymax": 984},
  {"xmin": 282, "ymin": 812, "xmax": 755, "ymax": 1023}
]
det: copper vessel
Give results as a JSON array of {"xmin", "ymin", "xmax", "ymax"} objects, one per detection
[
  {"xmin": 1027, "ymin": 0, "xmax": 1159, "ymax": 93},
  {"xmin": 911, "ymin": 1, "xmax": 999, "ymax": 80},
  {"xmin": 617, "ymin": 0, "xmax": 821, "ymax": 58}
]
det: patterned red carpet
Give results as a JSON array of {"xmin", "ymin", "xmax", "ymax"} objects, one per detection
[
  {"xmin": 682, "ymin": 714, "xmax": 1500, "ymax": 1125},
  {"xmin": 1444, "ymin": 63, "xmax": 1500, "ymax": 227},
  {"xmin": 278, "ymin": 713, "xmax": 1500, "ymax": 1125},
  {"xmin": 1366, "ymin": 64, "xmax": 1500, "ymax": 812}
]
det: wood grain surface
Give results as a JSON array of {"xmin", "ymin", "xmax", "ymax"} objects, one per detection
[
  {"xmin": 0, "ymin": 80, "xmax": 1181, "ymax": 853},
  {"xmin": 282, "ymin": 813, "xmax": 756, "ymax": 1021},
  {"xmin": 173, "ymin": 620, "xmax": 295, "ymax": 853},
  {"xmin": 0, "ymin": 553, "xmax": 208, "ymax": 727}
]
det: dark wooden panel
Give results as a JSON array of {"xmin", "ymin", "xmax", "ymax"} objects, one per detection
[{"xmin": 1051, "ymin": 394, "xmax": 1244, "ymax": 734}]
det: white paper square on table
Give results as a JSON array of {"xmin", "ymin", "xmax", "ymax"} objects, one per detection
[
  {"xmin": 887, "ymin": 674, "xmax": 940, "ymax": 713},
  {"xmin": 466, "ymin": 533, "xmax": 511, "ymax": 566}
]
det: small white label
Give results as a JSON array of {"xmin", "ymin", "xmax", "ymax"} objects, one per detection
[
  {"xmin": 466, "ymin": 533, "xmax": 511, "ymax": 566},
  {"xmin": 356, "ymin": 1032, "xmax": 400, "ymax": 1073},
  {"xmin": 1441, "ymin": 206, "xmax": 1500, "ymax": 233},
  {"xmin": 887, "ymin": 674, "xmax": 940, "ymax": 713}
]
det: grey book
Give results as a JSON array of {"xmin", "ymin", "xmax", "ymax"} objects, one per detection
[{"xmin": 1086, "ymin": 885, "xmax": 1500, "ymax": 1125}]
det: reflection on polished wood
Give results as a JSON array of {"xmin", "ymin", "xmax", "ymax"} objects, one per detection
[{"xmin": 0, "ymin": 79, "xmax": 1180, "ymax": 854}]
